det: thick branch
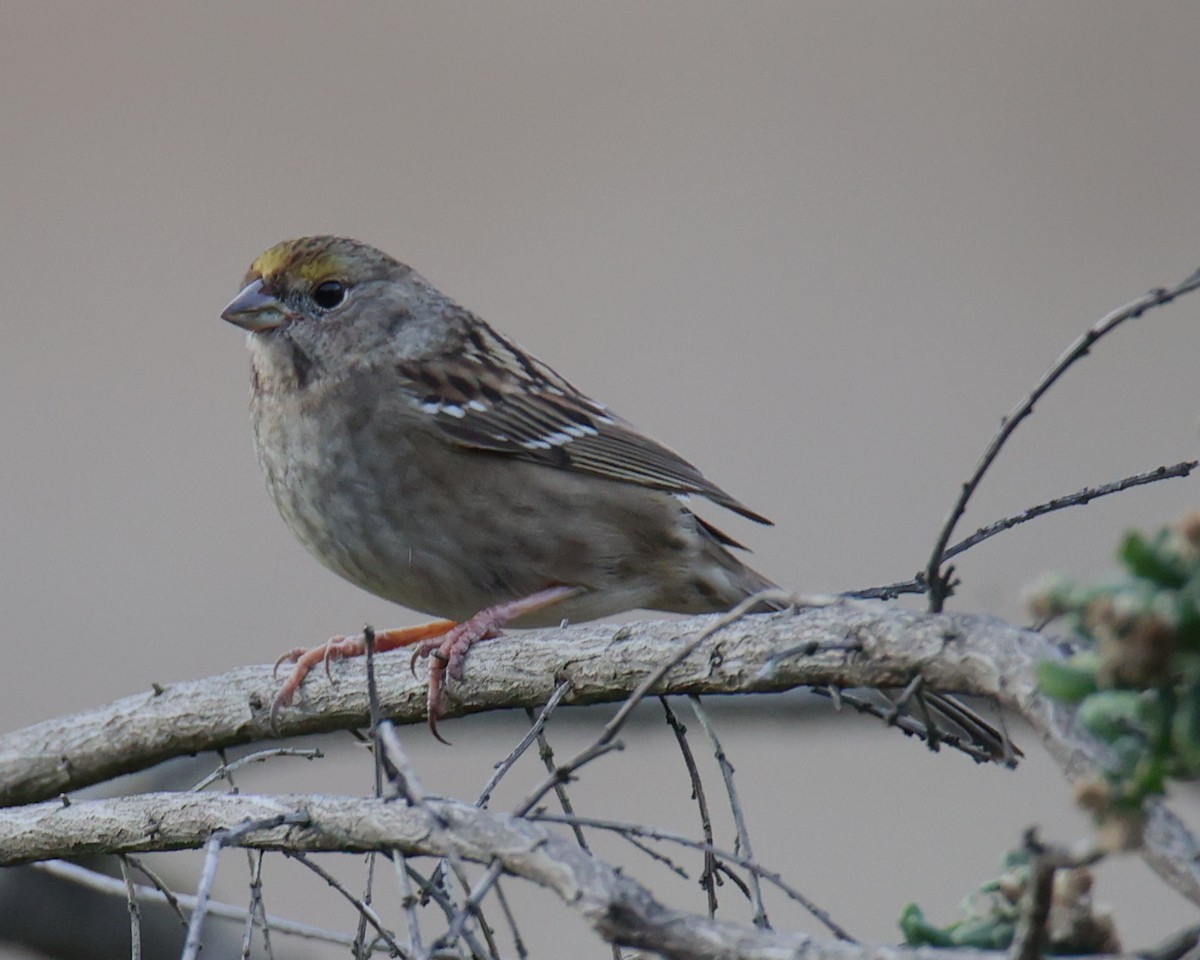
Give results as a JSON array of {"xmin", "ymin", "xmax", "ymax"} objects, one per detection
[
  {"xmin": 0, "ymin": 601, "xmax": 1196, "ymax": 905},
  {"xmin": 0, "ymin": 601, "xmax": 1028, "ymax": 807},
  {"xmin": 0, "ymin": 791, "xmax": 1116, "ymax": 960}
]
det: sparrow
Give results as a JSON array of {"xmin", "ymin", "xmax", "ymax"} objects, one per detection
[{"xmin": 223, "ymin": 235, "xmax": 1011, "ymax": 759}]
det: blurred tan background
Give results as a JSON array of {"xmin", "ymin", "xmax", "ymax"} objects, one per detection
[{"xmin": 2, "ymin": 2, "xmax": 1200, "ymax": 957}]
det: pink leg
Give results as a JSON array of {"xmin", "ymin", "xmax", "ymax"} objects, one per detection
[
  {"xmin": 271, "ymin": 619, "xmax": 457, "ymax": 728},
  {"xmin": 410, "ymin": 585, "xmax": 580, "ymax": 744}
]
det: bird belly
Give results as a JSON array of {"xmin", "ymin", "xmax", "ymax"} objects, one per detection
[{"xmin": 251, "ymin": 389, "xmax": 768, "ymax": 624}]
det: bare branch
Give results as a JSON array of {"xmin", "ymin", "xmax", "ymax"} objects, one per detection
[
  {"xmin": 378, "ymin": 721, "xmax": 499, "ymax": 959},
  {"xmin": 286, "ymin": 850, "xmax": 405, "ymax": 957},
  {"xmin": 530, "ymin": 811, "xmax": 853, "ymax": 942},
  {"xmin": 2, "ymin": 601, "xmax": 1198, "ymax": 906},
  {"xmin": 476, "ymin": 680, "xmax": 572, "ymax": 809},
  {"xmin": 183, "ymin": 814, "xmax": 307, "ymax": 960},
  {"xmin": 125, "ymin": 856, "xmax": 189, "ymax": 928},
  {"xmin": 118, "ymin": 855, "xmax": 142, "ymax": 960},
  {"xmin": 435, "ymin": 592, "xmax": 800, "ymax": 952},
  {"xmin": 851, "ymin": 459, "xmax": 1199, "ymax": 602},
  {"xmin": 0, "ymin": 791, "xmax": 1127, "ymax": 960},
  {"xmin": 32, "ymin": 859, "xmax": 361, "ymax": 948},
  {"xmin": 389, "ymin": 850, "xmax": 426, "ymax": 960},
  {"xmin": 189, "ymin": 748, "xmax": 323, "ymax": 793},
  {"xmin": 925, "ymin": 266, "xmax": 1200, "ymax": 611},
  {"xmin": 688, "ymin": 696, "xmax": 768, "ymax": 928},
  {"xmin": 808, "ymin": 688, "xmax": 997, "ymax": 763},
  {"xmin": 0, "ymin": 599, "xmax": 1030, "ymax": 806},
  {"xmin": 660, "ymin": 698, "xmax": 720, "ymax": 917},
  {"xmin": 942, "ymin": 460, "xmax": 1199, "ymax": 564}
]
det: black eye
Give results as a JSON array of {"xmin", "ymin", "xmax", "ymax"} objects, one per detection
[{"xmin": 312, "ymin": 280, "xmax": 346, "ymax": 310}]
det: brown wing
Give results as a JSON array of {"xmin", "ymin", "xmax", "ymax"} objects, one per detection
[{"xmin": 396, "ymin": 319, "xmax": 771, "ymax": 525}]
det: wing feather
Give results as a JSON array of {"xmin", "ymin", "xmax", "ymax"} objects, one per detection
[{"xmin": 395, "ymin": 318, "xmax": 771, "ymax": 525}]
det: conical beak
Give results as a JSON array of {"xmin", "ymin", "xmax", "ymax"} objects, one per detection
[{"xmin": 221, "ymin": 278, "xmax": 290, "ymax": 332}]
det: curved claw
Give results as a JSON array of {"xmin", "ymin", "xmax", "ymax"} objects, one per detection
[
  {"xmin": 322, "ymin": 637, "xmax": 345, "ymax": 685},
  {"xmin": 269, "ymin": 693, "xmax": 287, "ymax": 734},
  {"xmin": 272, "ymin": 648, "xmax": 307, "ymax": 680},
  {"xmin": 428, "ymin": 713, "xmax": 452, "ymax": 745},
  {"xmin": 270, "ymin": 655, "xmax": 312, "ymax": 731},
  {"xmin": 417, "ymin": 627, "xmax": 490, "ymax": 744},
  {"xmin": 427, "ymin": 657, "xmax": 452, "ymax": 745}
]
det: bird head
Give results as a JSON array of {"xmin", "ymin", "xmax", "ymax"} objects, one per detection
[{"xmin": 223, "ymin": 236, "xmax": 456, "ymax": 391}]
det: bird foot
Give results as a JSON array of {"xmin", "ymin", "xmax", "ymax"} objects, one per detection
[
  {"xmin": 411, "ymin": 586, "xmax": 579, "ymax": 743},
  {"xmin": 267, "ymin": 585, "xmax": 579, "ymax": 741},
  {"xmin": 409, "ymin": 612, "xmax": 507, "ymax": 744},
  {"xmin": 269, "ymin": 620, "xmax": 456, "ymax": 730}
]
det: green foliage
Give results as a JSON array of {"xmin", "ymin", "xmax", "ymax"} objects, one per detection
[
  {"xmin": 1031, "ymin": 515, "xmax": 1200, "ymax": 812},
  {"xmin": 898, "ymin": 850, "xmax": 1028, "ymax": 949},
  {"xmin": 899, "ymin": 849, "xmax": 1116, "ymax": 953},
  {"xmin": 900, "ymin": 902, "xmax": 1016, "ymax": 950}
]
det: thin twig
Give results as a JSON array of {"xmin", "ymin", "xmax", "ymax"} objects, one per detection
[
  {"xmin": 183, "ymin": 815, "xmax": 305, "ymax": 960},
  {"xmin": 943, "ymin": 459, "xmax": 1199, "ymax": 563},
  {"xmin": 852, "ymin": 460, "xmax": 1198, "ymax": 601},
  {"xmin": 523, "ymin": 706, "xmax": 621, "ymax": 960},
  {"xmin": 1010, "ymin": 851, "xmax": 1057, "ymax": 960},
  {"xmin": 358, "ymin": 627, "xmax": 382, "ymax": 960},
  {"xmin": 118, "ymin": 855, "xmax": 142, "ymax": 960},
  {"xmin": 218, "ymin": 752, "xmax": 274, "ymax": 960},
  {"xmin": 882, "ymin": 675, "xmax": 924, "ymax": 725},
  {"xmin": 125, "ymin": 856, "xmax": 189, "ymax": 928},
  {"xmin": 189, "ymin": 748, "xmax": 323, "ymax": 792},
  {"xmin": 911, "ymin": 687, "xmax": 941, "ymax": 752},
  {"xmin": 530, "ymin": 811, "xmax": 854, "ymax": 942},
  {"xmin": 33, "ymin": 859, "xmax": 361, "ymax": 947},
  {"xmin": 207, "ymin": 743, "xmax": 276, "ymax": 960},
  {"xmin": 240, "ymin": 851, "xmax": 273, "ymax": 960},
  {"xmin": 925, "ymin": 266, "xmax": 1200, "ymax": 611},
  {"xmin": 389, "ymin": 851, "xmax": 426, "ymax": 960},
  {"xmin": 660, "ymin": 697, "xmax": 719, "ymax": 917},
  {"xmin": 401, "ymin": 862, "xmax": 494, "ymax": 960},
  {"xmin": 286, "ymin": 851, "xmax": 404, "ymax": 956},
  {"xmin": 614, "ymin": 830, "xmax": 692, "ymax": 878},
  {"xmin": 493, "ymin": 881, "xmax": 529, "ymax": 960},
  {"xmin": 476, "ymin": 680, "xmax": 572, "ymax": 809},
  {"xmin": 688, "ymin": 696, "xmax": 768, "ymax": 929},
  {"xmin": 808, "ymin": 688, "xmax": 996, "ymax": 763},
  {"xmin": 521, "ymin": 590, "xmax": 794, "ymax": 816},
  {"xmin": 845, "ymin": 577, "xmax": 926, "ymax": 601},
  {"xmin": 352, "ymin": 854, "xmax": 376, "ymax": 960},
  {"xmin": 377, "ymin": 721, "xmax": 501, "ymax": 959},
  {"xmin": 714, "ymin": 861, "xmax": 753, "ymax": 900},
  {"xmin": 438, "ymin": 590, "xmax": 791, "ymax": 954},
  {"xmin": 367, "ymin": 655, "xmax": 429, "ymax": 959},
  {"xmin": 528, "ymin": 706, "xmax": 590, "ymax": 852},
  {"xmin": 439, "ymin": 862, "xmax": 503, "ymax": 956}
]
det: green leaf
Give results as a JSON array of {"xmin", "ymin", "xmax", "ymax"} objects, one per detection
[
  {"xmin": 899, "ymin": 904, "xmax": 955, "ymax": 947},
  {"xmin": 949, "ymin": 918, "xmax": 1015, "ymax": 950},
  {"xmin": 1120, "ymin": 530, "xmax": 1188, "ymax": 588}
]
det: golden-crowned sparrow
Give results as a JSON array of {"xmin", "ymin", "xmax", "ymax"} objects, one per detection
[{"xmin": 224, "ymin": 236, "xmax": 1011, "ymax": 757}]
